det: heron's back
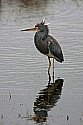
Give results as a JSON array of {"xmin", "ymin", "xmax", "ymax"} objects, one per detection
[
  {"xmin": 34, "ymin": 33, "xmax": 64, "ymax": 62},
  {"xmin": 45, "ymin": 35, "xmax": 64, "ymax": 62}
]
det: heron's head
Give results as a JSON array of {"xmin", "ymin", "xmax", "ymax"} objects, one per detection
[{"xmin": 21, "ymin": 19, "xmax": 49, "ymax": 32}]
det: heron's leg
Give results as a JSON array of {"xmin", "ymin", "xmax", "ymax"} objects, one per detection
[
  {"xmin": 52, "ymin": 58, "xmax": 54, "ymax": 83},
  {"xmin": 48, "ymin": 57, "xmax": 51, "ymax": 72},
  {"xmin": 48, "ymin": 57, "xmax": 51, "ymax": 84}
]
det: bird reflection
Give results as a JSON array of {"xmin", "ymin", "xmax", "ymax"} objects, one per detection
[{"xmin": 33, "ymin": 78, "xmax": 64, "ymax": 123}]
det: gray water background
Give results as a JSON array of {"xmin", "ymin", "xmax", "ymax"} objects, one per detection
[{"xmin": 0, "ymin": 0, "xmax": 83, "ymax": 125}]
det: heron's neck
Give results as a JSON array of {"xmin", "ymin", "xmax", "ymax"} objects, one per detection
[{"xmin": 35, "ymin": 29, "xmax": 49, "ymax": 40}]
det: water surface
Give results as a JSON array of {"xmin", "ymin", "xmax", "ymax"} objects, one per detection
[{"xmin": 0, "ymin": 0, "xmax": 83, "ymax": 125}]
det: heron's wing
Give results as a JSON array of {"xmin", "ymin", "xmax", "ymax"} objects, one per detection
[{"xmin": 47, "ymin": 35, "xmax": 64, "ymax": 62}]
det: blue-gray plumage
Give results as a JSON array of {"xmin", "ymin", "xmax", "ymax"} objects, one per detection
[
  {"xmin": 21, "ymin": 20, "xmax": 64, "ymax": 83},
  {"xmin": 34, "ymin": 22, "xmax": 64, "ymax": 62}
]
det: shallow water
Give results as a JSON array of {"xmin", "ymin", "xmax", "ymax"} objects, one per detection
[{"xmin": 0, "ymin": 0, "xmax": 83, "ymax": 125}]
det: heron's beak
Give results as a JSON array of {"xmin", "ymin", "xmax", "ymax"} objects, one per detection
[{"xmin": 21, "ymin": 27, "xmax": 39, "ymax": 32}]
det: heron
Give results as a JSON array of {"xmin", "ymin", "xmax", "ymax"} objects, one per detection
[{"xmin": 21, "ymin": 20, "xmax": 64, "ymax": 83}]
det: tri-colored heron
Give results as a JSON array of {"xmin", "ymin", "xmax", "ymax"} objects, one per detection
[{"xmin": 21, "ymin": 20, "xmax": 64, "ymax": 83}]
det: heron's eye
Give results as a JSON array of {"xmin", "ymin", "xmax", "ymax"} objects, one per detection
[{"xmin": 35, "ymin": 27, "xmax": 39, "ymax": 31}]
